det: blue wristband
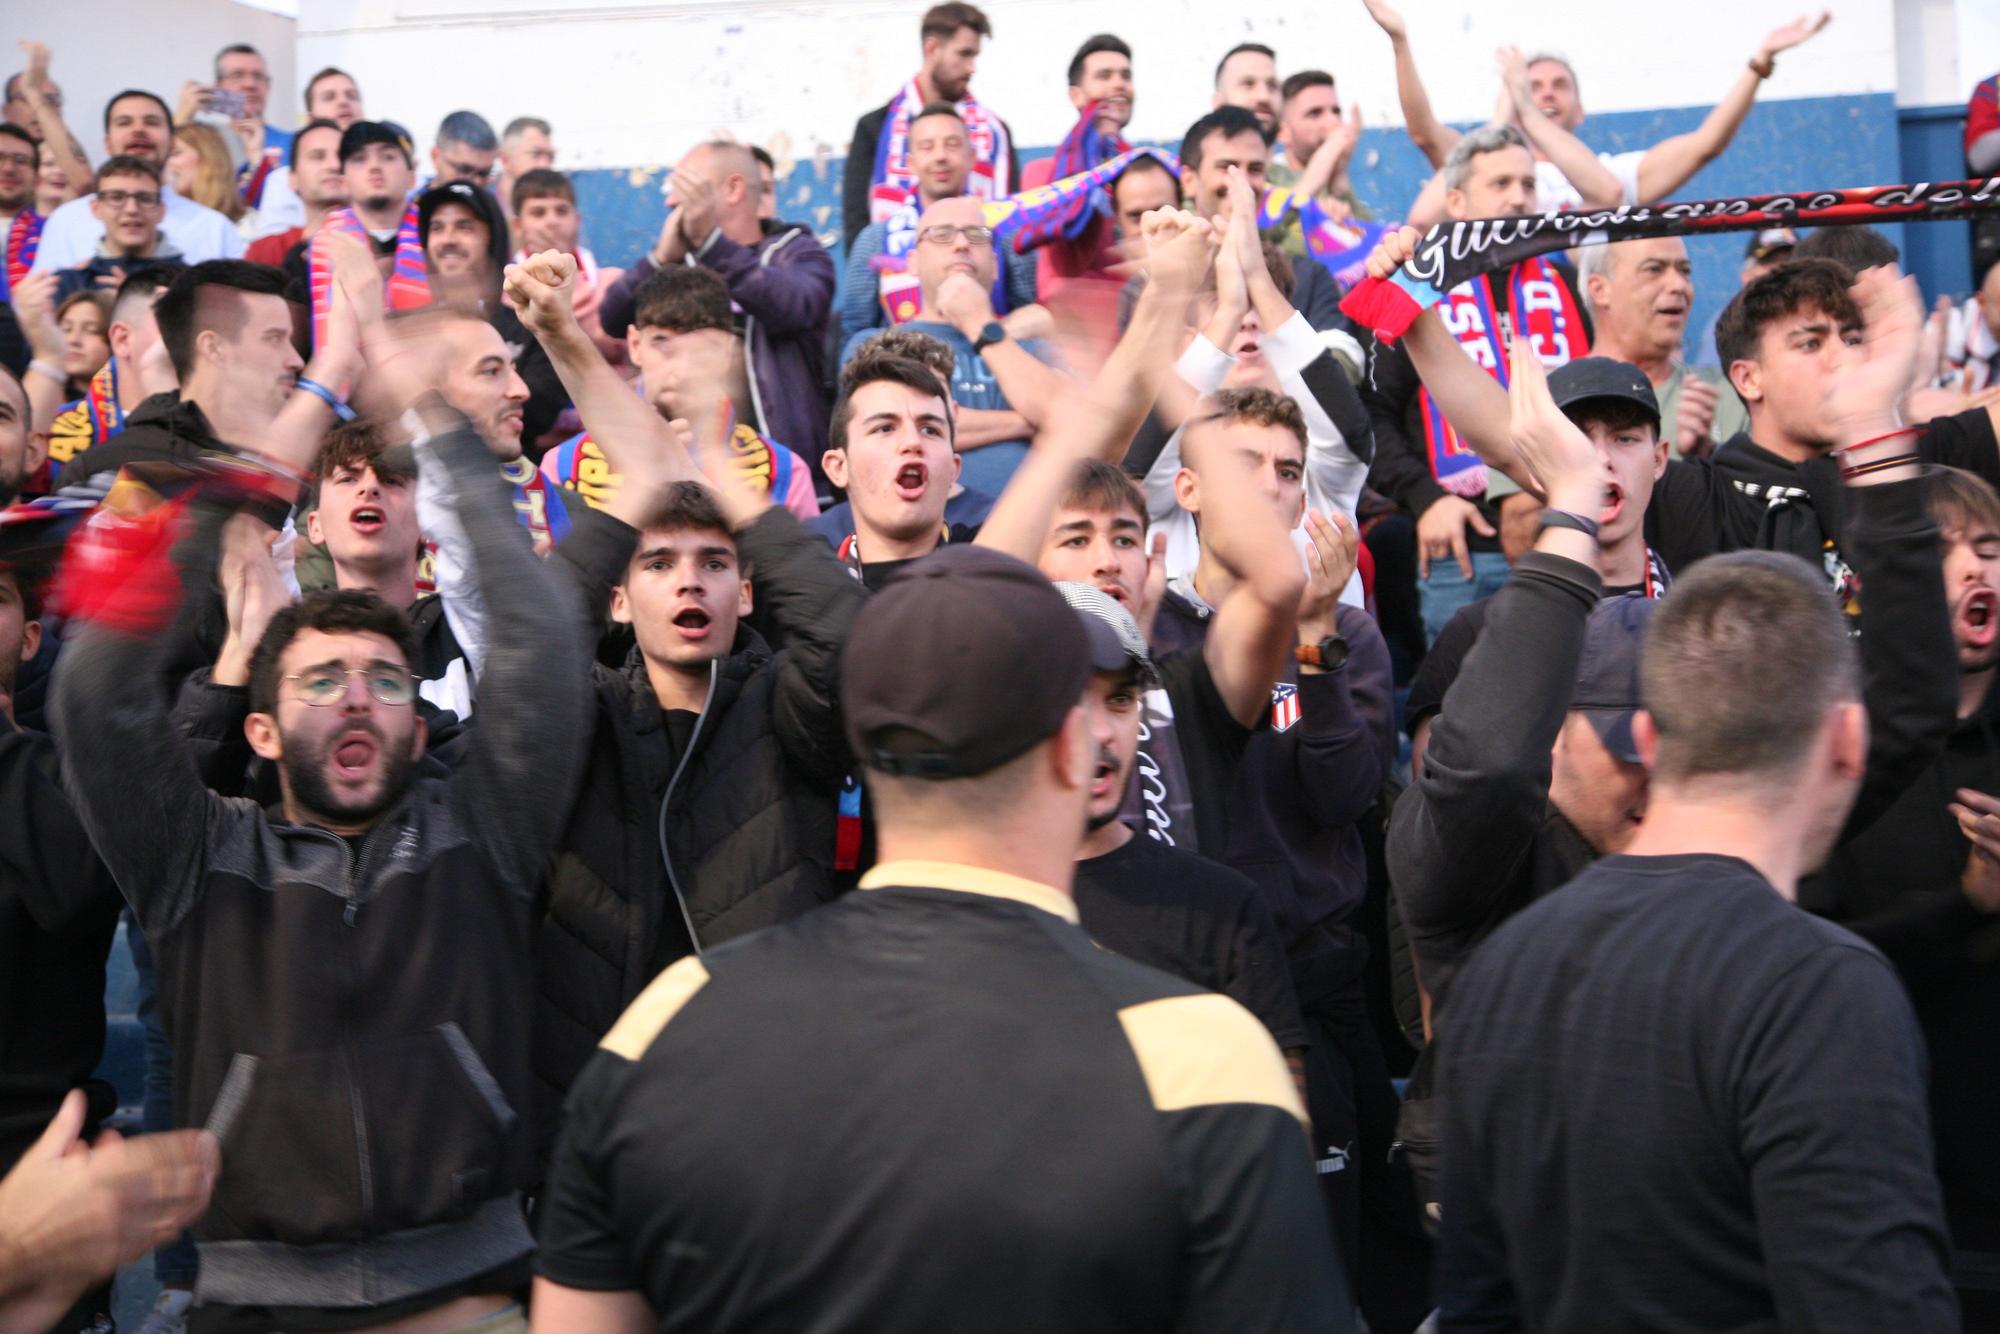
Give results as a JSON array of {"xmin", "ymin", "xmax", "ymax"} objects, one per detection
[{"xmin": 295, "ymin": 375, "xmax": 356, "ymax": 422}]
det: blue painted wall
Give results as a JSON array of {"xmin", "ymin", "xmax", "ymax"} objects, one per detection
[{"xmin": 573, "ymin": 93, "xmax": 1909, "ymax": 357}]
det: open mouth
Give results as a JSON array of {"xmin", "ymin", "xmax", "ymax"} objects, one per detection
[
  {"xmin": 893, "ymin": 462, "xmax": 929, "ymax": 502},
  {"xmin": 1655, "ymin": 304, "xmax": 1688, "ymax": 323},
  {"xmin": 672, "ymin": 607, "xmax": 713, "ymax": 640},
  {"xmin": 1960, "ymin": 587, "xmax": 1998, "ymax": 649},
  {"xmin": 1090, "ymin": 754, "xmax": 1120, "ymax": 799},
  {"xmin": 333, "ymin": 731, "xmax": 378, "ymax": 778},
  {"xmin": 1098, "ymin": 581, "xmax": 1130, "ymax": 605},
  {"xmin": 1600, "ymin": 481, "xmax": 1625, "ymax": 526},
  {"xmin": 349, "ymin": 505, "xmax": 385, "ymax": 535}
]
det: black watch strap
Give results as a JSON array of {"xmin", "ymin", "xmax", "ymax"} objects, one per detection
[
  {"xmin": 973, "ymin": 320, "xmax": 1007, "ymax": 353},
  {"xmin": 1537, "ymin": 508, "xmax": 1602, "ymax": 539}
]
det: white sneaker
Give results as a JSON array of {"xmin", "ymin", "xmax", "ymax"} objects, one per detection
[{"xmin": 134, "ymin": 1287, "xmax": 193, "ymax": 1334}]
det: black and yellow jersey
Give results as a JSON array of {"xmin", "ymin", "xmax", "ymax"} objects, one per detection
[{"xmin": 537, "ymin": 859, "xmax": 1350, "ymax": 1331}]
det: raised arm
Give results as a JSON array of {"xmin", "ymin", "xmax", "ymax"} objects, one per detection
[
  {"xmin": 1193, "ymin": 448, "xmax": 1309, "ymax": 731},
  {"xmin": 505, "ymin": 249, "xmax": 702, "ymax": 520},
  {"xmin": 1497, "ymin": 47, "xmax": 1622, "ymax": 210},
  {"xmin": 252, "ymin": 231, "xmax": 371, "ymax": 477},
  {"xmin": 1389, "ymin": 340, "xmax": 1607, "ymax": 1001},
  {"xmin": 1359, "ymin": 0, "xmax": 1459, "ymax": 167},
  {"xmin": 16, "ymin": 43, "xmax": 90, "ymax": 206},
  {"xmin": 1634, "ymin": 12, "xmax": 1831, "ymax": 203},
  {"xmin": 52, "ymin": 486, "xmax": 272, "ymax": 939},
  {"xmin": 11, "ymin": 269, "xmax": 69, "ymax": 434},
  {"xmin": 976, "ymin": 207, "xmax": 1216, "ymax": 560}
]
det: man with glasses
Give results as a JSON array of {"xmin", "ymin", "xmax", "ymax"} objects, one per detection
[
  {"xmin": 601, "ymin": 139, "xmax": 835, "ymax": 478},
  {"xmin": 429, "ymin": 109, "xmax": 500, "ymax": 189},
  {"xmin": 31, "ymin": 89, "xmax": 242, "ymax": 273},
  {"xmin": 50, "ymin": 301, "xmax": 611, "ymax": 1333},
  {"xmin": 55, "ymin": 157, "xmax": 176, "ymax": 301},
  {"xmin": 1, "ymin": 66, "xmax": 61, "ymax": 143},
  {"xmin": 838, "ymin": 195, "xmax": 1068, "ymax": 494}
]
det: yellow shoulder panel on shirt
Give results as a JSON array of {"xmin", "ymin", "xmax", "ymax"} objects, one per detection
[
  {"xmin": 599, "ymin": 956, "xmax": 712, "ymax": 1061},
  {"xmin": 1118, "ymin": 993, "xmax": 1308, "ymax": 1127}
]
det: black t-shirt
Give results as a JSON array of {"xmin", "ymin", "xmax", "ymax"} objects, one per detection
[
  {"xmin": 1075, "ymin": 833, "xmax": 1307, "ymax": 1050},
  {"xmin": 1437, "ymin": 852, "xmax": 1955, "ymax": 1331},
  {"xmin": 538, "ymin": 870, "xmax": 1345, "ymax": 1330},
  {"xmin": 853, "ymin": 523, "xmax": 982, "ymax": 592}
]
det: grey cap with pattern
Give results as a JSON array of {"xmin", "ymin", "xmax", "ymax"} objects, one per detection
[{"xmin": 1054, "ymin": 581, "xmax": 1161, "ymax": 688}]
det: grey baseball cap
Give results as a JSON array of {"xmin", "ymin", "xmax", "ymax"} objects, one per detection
[{"xmin": 1055, "ymin": 581, "xmax": 1161, "ymax": 688}]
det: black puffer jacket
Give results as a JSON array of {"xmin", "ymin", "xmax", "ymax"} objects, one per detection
[{"xmin": 535, "ymin": 506, "xmax": 862, "ymax": 1151}]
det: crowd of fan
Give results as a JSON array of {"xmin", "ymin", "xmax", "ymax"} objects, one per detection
[{"xmin": 1, "ymin": 4, "xmax": 2000, "ymax": 1332}]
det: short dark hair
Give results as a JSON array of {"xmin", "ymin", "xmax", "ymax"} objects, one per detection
[
  {"xmin": 1185, "ymin": 386, "xmax": 1309, "ymax": 458},
  {"xmin": 1923, "ymin": 466, "xmax": 2000, "ymax": 542},
  {"xmin": 304, "ymin": 67, "xmax": 355, "ymax": 112},
  {"xmin": 1062, "ymin": 458, "xmax": 1148, "ymax": 531},
  {"xmin": 912, "ymin": 101, "xmax": 965, "ymax": 128},
  {"xmin": 316, "ymin": 418, "xmax": 413, "ymax": 485},
  {"xmin": 829, "ymin": 349, "xmax": 954, "ymax": 456},
  {"xmin": 1214, "ymin": 42, "xmax": 1276, "ymax": 85},
  {"xmin": 510, "ymin": 167, "xmax": 574, "ymax": 214},
  {"xmin": 154, "ymin": 260, "xmax": 289, "ymax": 381},
  {"xmin": 628, "ymin": 480, "xmax": 735, "ymax": 549},
  {"xmin": 1641, "ymin": 551, "xmax": 1858, "ymax": 783},
  {"xmin": 112, "ymin": 263, "xmax": 184, "ymax": 325},
  {"xmin": 0, "ymin": 123, "xmax": 38, "ymax": 166},
  {"xmin": 632, "ymin": 265, "xmax": 734, "ymax": 335},
  {"xmin": 248, "ymin": 588, "xmax": 419, "ymax": 716},
  {"xmin": 0, "ymin": 560, "xmax": 46, "ymax": 625},
  {"xmin": 1792, "ymin": 226, "xmax": 1900, "ymax": 275},
  {"xmin": 1180, "ymin": 106, "xmax": 1265, "ymax": 171},
  {"xmin": 1068, "ymin": 34, "xmax": 1131, "ymax": 87},
  {"xmin": 214, "ymin": 43, "xmax": 261, "ymax": 77},
  {"xmin": 858, "ymin": 327, "xmax": 957, "ymax": 384},
  {"xmin": 290, "ymin": 118, "xmax": 342, "ymax": 171},
  {"xmin": 93, "ymin": 154, "xmax": 161, "ymax": 190},
  {"xmin": 1713, "ymin": 257, "xmax": 1860, "ymax": 374},
  {"xmin": 1281, "ymin": 69, "xmax": 1335, "ymax": 104},
  {"xmin": 921, "ymin": 2, "xmax": 991, "ymax": 42},
  {"xmin": 436, "ymin": 110, "xmax": 498, "ymax": 152},
  {"xmin": 748, "ymin": 144, "xmax": 775, "ymax": 172},
  {"xmin": 103, "ymin": 89, "xmax": 171, "ymax": 134},
  {"xmin": 502, "ymin": 116, "xmax": 551, "ymax": 141}
]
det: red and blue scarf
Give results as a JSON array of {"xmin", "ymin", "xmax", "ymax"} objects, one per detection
[
  {"xmin": 984, "ymin": 145, "xmax": 1179, "ymax": 256},
  {"xmin": 871, "ymin": 77, "xmax": 1010, "ymax": 224},
  {"xmin": 1, "ymin": 210, "xmax": 42, "ymax": 303},
  {"xmin": 308, "ymin": 200, "xmax": 429, "ymax": 347},
  {"xmin": 541, "ymin": 411, "xmax": 803, "ymax": 513},
  {"xmin": 1419, "ymin": 259, "xmax": 1587, "ymax": 497},
  {"xmin": 1256, "ymin": 187, "xmax": 1395, "ymax": 288}
]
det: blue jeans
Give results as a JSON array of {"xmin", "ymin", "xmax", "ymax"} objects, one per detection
[
  {"xmin": 1419, "ymin": 550, "xmax": 1512, "ymax": 645},
  {"xmin": 128, "ymin": 913, "xmax": 198, "ymax": 1287}
]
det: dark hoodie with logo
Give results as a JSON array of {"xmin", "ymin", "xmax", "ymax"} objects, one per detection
[
  {"xmin": 1644, "ymin": 407, "xmax": 1999, "ymax": 590},
  {"xmin": 1814, "ymin": 678, "xmax": 2000, "ymax": 1259}
]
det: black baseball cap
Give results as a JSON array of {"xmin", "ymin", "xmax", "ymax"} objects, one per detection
[
  {"xmin": 338, "ymin": 119, "xmax": 414, "ymax": 166},
  {"xmin": 843, "ymin": 546, "xmax": 1106, "ymax": 779},
  {"xmin": 1571, "ymin": 593, "xmax": 1656, "ymax": 764},
  {"xmin": 1745, "ymin": 227, "xmax": 1798, "ymax": 261},
  {"xmin": 1547, "ymin": 357, "xmax": 1661, "ymax": 430}
]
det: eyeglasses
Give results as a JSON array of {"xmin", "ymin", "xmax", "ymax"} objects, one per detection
[
  {"xmin": 284, "ymin": 665, "xmax": 419, "ymax": 707},
  {"xmin": 97, "ymin": 189, "xmax": 162, "ymax": 210},
  {"xmin": 0, "ymin": 152, "xmax": 32, "ymax": 170},
  {"xmin": 7, "ymin": 89, "xmax": 60, "ymax": 108},
  {"xmin": 443, "ymin": 159, "xmax": 495, "ymax": 182},
  {"xmin": 917, "ymin": 224, "xmax": 993, "ymax": 247}
]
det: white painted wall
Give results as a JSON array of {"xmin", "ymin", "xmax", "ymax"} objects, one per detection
[
  {"xmin": 14, "ymin": 0, "xmax": 295, "ymax": 152},
  {"xmin": 297, "ymin": 0, "xmax": 1926, "ymax": 177}
]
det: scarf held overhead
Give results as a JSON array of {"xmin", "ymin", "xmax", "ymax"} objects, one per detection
[
  {"xmin": 870, "ymin": 78, "xmax": 1010, "ymax": 225},
  {"xmin": 982, "ymin": 145, "xmax": 1180, "ymax": 254},
  {"xmin": 1342, "ymin": 176, "xmax": 2000, "ymax": 341}
]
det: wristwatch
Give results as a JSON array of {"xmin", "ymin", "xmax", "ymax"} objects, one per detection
[
  {"xmin": 973, "ymin": 320, "xmax": 1008, "ymax": 354},
  {"xmin": 1295, "ymin": 635, "xmax": 1350, "ymax": 671}
]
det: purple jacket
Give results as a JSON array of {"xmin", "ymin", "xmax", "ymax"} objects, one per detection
[{"xmin": 603, "ymin": 220, "xmax": 835, "ymax": 481}]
